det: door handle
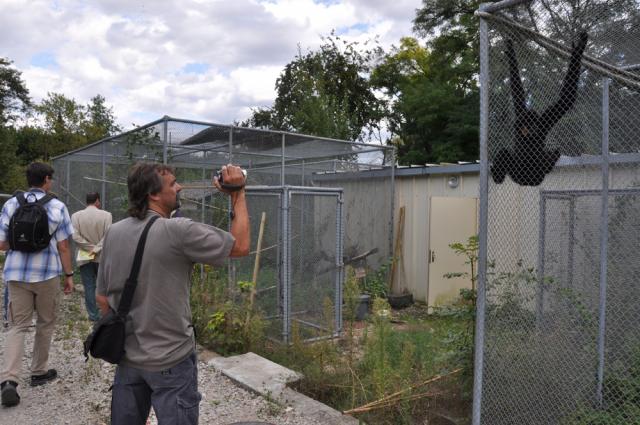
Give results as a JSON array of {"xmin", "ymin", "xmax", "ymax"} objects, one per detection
[{"xmin": 429, "ymin": 250, "xmax": 436, "ymax": 263}]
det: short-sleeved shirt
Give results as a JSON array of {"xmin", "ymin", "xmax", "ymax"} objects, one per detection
[
  {"xmin": 0, "ymin": 189, "xmax": 74, "ymax": 283},
  {"xmin": 96, "ymin": 210, "xmax": 235, "ymax": 371}
]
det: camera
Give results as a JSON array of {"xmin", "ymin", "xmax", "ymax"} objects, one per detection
[{"xmin": 215, "ymin": 168, "xmax": 247, "ymax": 192}]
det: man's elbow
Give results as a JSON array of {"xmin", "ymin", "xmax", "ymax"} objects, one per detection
[
  {"xmin": 57, "ymin": 240, "xmax": 69, "ymax": 253},
  {"xmin": 229, "ymin": 240, "xmax": 250, "ymax": 257}
]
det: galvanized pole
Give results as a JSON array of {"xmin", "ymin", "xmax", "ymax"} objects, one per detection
[
  {"xmin": 281, "ymin": 134, "xmax": 286, "ymax": 185},
  {"xmin": 596, "ymin": 78, "xmax": 611, "ymax": 407},
  {"xmin": 390, "ymin": 147, "xmax": 396, "ymax": 274},
  {"xmin": 65, "ymin": 159, "xmax": 71, "ymax": 206},
  {"xmin": 228, "ymin": 126, "xmax": 235, "ymax": 287},
  {"xmin": 282, "ymin": 187, "xmax": 290, "ymax": 343},
  {"xmin": 536, "ymin": 195, "xmax": 547, "ymax": 328},
  {"xmin": 472, "ymin": 8, "xmax": 490, "ymax": 425},
  {"xmin": 201, "ymin": 168, "xmax": 206, "ymax": 223},
  {"xmin": 101, "ymin": 141, "xmax": 106, "ymax": 209},
  {"xmin": 162, "ymin": 116, "xmax": 169, "ymax": 164},
  {"xmin": 568, "ymin": 196, "xmax": 576, "ymax": 287},
  {"xmin": 334, "ymin": 192, "xmax": 344, "ymax": 336}
]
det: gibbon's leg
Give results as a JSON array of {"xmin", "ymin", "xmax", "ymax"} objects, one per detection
[
  {"xmin": 491, "ymin": 148, "xmax": 512, "ymax": 184},
  {"xmin": 540, "ymin": 32, "xmax": 588, "ymax": 131}
]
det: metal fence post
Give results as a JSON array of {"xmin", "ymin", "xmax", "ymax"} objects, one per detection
[
  {"xmin": 282, "ymin": 186, "xmax": 291, "ymax": 343},
  {"xmin": 335, "ymin": 192, "xmax": 344, "ymax": 335},
  {"xmin": 472, "ymin": 8, "xmax": 490, "ymax": 425},
  {"xmin": 101, "ymin": 141, "xmax": 106, "ymax": 209},
  {"xmin": 281, "ymin": 134, "xmax": 286, "ymax": 185},
  {"xmin": 536, "ymin": 195, "xmax": 547, "ymax": 328},
  {"xmin": 65, "ymin": 159, "xmax": 71, "ymax": 206},
  {"xmin": 162, "ymin": 116, "xmax": 168, "ymax": 165},
  {"xmin": 596, "ymin": 77, "xmax": 611, "ymax": 407}
]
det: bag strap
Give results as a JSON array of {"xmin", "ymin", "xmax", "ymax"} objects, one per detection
[
  {"xmin": 116, "ymin": 215, "xmax": 160, "ymax": 317},
  {"xmin": 14, "ymin": 191, "xmax": 26, "ymax": 207},
  {"xmin": 36, "ymin": 193, "xmax": 56, "ymax": 206}
]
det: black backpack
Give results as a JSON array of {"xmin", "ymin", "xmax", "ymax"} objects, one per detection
[{"xmin": 8, "ymin": 191, "xmax": 56, "ymax": 253}]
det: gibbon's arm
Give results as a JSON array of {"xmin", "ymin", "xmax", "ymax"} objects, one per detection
[
  {"xmin": 506, "ymin": 39, "xmax": 527, "ymax": 118},
  {"xmin": 541, "ymin": 32, "xmax": 588, "ymax": 130}
]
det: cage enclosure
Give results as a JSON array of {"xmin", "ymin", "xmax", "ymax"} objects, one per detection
[
  {"xmin": 475, "ymin": 1, "xmax": 640, "ymax": 424},
  {"xmin": 51, "ymin": 116, "xmax": 394, "ymax": 342}
]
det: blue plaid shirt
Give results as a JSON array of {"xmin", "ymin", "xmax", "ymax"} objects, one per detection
[{"xmin": 0, "ymin": 189, "xmax": 74, "ymax": 283}]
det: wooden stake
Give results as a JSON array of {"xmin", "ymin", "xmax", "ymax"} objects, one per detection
[{"xmin": 249, "ymin": 212, "xmax": 266, "ymax": 310}]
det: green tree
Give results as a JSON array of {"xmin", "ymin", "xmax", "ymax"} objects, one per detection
[
  {"xmin": 0, "ymin": 57, "xmax": 31, "ymax": 192},
  {"xmin": 246, "ymin": 35, "xmax": 384, "ymax": 141},
  {"xmin": 372, "ymin": 35, "xmax": 479, "ymax": 164},
  {"xmin": 0, "ymin": 127, "xmax": 26, "ymax": 193},
  {"xmin": 0, "ymin": 57, "xmax": 32, "ymax": 124},
  {"xmin": 82, "ymin": 94, "xmax": 121, "ymax": 142},
  {"xmin": 13, "ymin": 125, "xmax": 51, "ymax": 164},
  {"xmin": 35, "ymin": 92, "xmax": 88, "ymax": 160}
]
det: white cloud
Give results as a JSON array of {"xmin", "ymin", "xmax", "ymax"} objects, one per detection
[{"xmin": 1, "ymin": 0, "xmax": 422, "ymax": 130}]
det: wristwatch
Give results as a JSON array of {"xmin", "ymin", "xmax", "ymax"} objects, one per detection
[{"xmin": 65, "ymin": 271, "xmax": 74, "ymax": 277}]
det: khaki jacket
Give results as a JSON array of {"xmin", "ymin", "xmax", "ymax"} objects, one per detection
[{"xmin": 71, "ymin": 205, "xmax": 112, "ymax": 265}]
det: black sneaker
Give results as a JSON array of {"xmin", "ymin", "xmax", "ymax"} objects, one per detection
[
  {"xmin": 30, "ymin": 369, "xmax": 58, "ymax": 387},
  {"xmin": 1, "ymin": 381, "xmax": 20, "ymax": 407}
]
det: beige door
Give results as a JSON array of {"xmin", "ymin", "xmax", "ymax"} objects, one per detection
[{"xmin": 427, "ymin": 197, "xmax": 478, "ymax": 309}]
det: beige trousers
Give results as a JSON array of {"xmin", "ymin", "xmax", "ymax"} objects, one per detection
[{"xmin": 2, "ymin": 276, "xmax": 60, "ymax": 383}]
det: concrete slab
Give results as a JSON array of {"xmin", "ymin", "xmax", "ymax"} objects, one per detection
[
  {"xmin": 209, "ymin": 352, "xmax": 302, "ymax": 397},
  {"xmin": 209, "ymin": 352, "xmax": 361, "ymax": 425}
]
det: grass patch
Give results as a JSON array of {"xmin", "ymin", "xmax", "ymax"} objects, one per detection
[{"xmin": 190, "ymin": 262, "xmax": 473, "ymax": 424}]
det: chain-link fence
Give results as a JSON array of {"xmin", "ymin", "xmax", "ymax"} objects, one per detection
[
  {"xmin": 51, "ymin": 117, "xmax": 393, "ymax": 342},
  {"xmin": 475, "ymin": 1, "xmax": 640, "ymax": 424}
]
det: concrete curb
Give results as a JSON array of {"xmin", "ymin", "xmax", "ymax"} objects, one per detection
[{"xmin": 209, "ymin": 352, "xmax": 361, "ymax": 425}]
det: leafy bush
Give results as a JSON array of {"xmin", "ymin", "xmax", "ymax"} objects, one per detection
[
  {"xmin": 190, "ymin": 265, "xmax": 264, "ymax": 355},
  {"xmin": 360, "ymin": 259, "xmax": 391, "ymax": 298}
]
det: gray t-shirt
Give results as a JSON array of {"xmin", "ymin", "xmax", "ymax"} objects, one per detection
[{"xmin": 96, "ymin": 210, "xmax": 234, "ymax": 371}]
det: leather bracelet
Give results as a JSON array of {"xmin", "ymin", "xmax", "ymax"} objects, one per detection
[{"xmin": 65, "ymin": 272, "xmax": 74, "ymax": 277}]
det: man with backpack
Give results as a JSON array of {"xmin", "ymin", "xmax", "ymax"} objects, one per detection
[{"xmin": 0, "ymin": 162, "xmax": 75, "ymax": 408}]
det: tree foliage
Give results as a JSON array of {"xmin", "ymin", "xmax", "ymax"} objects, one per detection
[
  {"xmin": 246, "ymin": 35, "xmax": 384, "ymax": 141},
  {"xmin": 84, "ymin": 94, "xmax": 122, "ymax": 142},
  {"xmin": 0, "ymin": 57, "xmax": 32, "ymax": 125},
  {"xmin": 372, "ymin": 35, "xmax": 479, "ymax": 164},
  {"xmin": 0, "ymin": 57, "xmax": 121, "ymax": 193}
]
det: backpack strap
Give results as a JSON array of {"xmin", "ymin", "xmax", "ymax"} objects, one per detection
[
  {"xmin": 13, "ymin": 191, "xmax": 26, "ymax": 207},
  {"xmin": 116, "ymin": 215, "xmax": 160, "ymax": 317},
  {"xmin": 36, "ymin": 194, "xmax": 56, "ymax": 206}
]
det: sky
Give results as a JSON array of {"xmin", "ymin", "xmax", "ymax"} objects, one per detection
[{"xmin": 1, "ymin": 0, "xmax": 423, "ymax": 130}]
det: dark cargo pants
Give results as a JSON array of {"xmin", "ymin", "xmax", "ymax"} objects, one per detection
[{"xmin": 111, "ymin": 351, "xmax": 201, "ymax": 425}]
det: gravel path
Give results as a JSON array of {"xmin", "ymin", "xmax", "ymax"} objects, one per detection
[{"xmin": 0, "ymin": 284, "xmax": 325, "ymax": 424}]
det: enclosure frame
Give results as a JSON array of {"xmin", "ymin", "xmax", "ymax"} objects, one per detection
[{"xmin": 475, "ymin": 1, "xmax": 640, "ymax": 423}]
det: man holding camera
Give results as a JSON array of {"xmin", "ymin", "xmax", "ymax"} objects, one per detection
[{"xmin": 96, "ymin": 162, "xmax": 249, "ymax": 425}]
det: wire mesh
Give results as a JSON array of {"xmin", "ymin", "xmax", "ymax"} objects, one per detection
[
  {"xmin": 289, "ymin": 191, "xmax": 341, "ymax": 340},
  {"xmin": 50, "ymin": 117, "xmax": 390, "ymax": 342},
  {"xmin": 477, "ymin": 1, "xmax": 640, "ymax": 424}
]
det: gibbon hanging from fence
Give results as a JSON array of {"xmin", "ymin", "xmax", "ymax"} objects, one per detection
[{"xmin": 491, "ymin": 32, "xmax": 588, "ymax": 186}]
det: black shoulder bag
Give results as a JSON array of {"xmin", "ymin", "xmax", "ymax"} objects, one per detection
[{"xmin": 83, "ymin": 215, "xmax": 159, "ymax": 364}]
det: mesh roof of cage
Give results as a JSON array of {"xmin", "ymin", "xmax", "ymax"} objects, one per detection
[
  {"xmin": 475, "ymin": 1, "xmax": 640, "ymax": 424},
  {"xmin": 51, "ymin": 116, "xmax": 394, "ymax": 216}
]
